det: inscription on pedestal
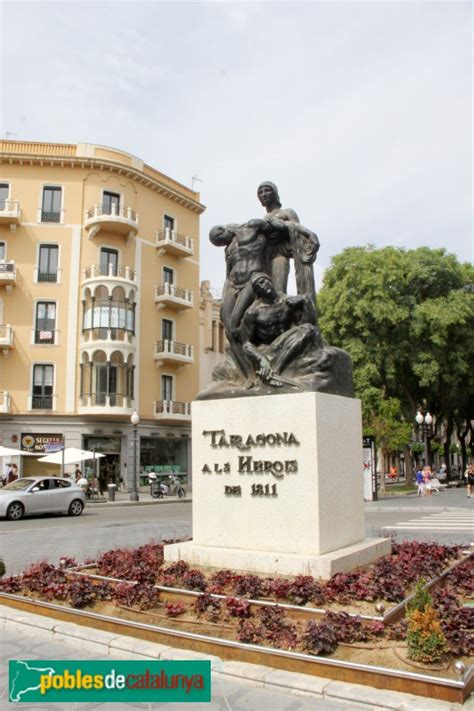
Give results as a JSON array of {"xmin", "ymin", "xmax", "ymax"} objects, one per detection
[{"xmin": 201, "ymin": 428, "xmax": 300, "ymax": 499}]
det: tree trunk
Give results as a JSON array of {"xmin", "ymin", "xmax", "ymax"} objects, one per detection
[
  {"xmin": 378, "ymin": 450, "xmax": 386, "ymax": 496},
  {"xmin": 404, "ymin": 445, "xmax": 414, "ymax": 487},
  {"xmin": 443, "ymin": 418, "xmax": 453, "ymax": 480}
]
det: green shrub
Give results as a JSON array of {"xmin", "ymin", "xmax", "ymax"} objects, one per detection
[
  {"xmin": 0, "ymin": 558, "xmax": 5, "ymax": 578},
  {"xmin": 406, "ymin": 579, "xmax": 447, "ymax": 663}
]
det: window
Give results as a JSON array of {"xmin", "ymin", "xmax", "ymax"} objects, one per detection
[
  {"xmin": 38, "ymin": 245, "xmax": 59, "ymax": 283},
  {"xmin": 161, "ymin": 375, "xmax": 173, "ymax": 402},
  {"xmin": 164, "ymin": 215, "xmax": 175, "ymax": 232},
  {"xmin": 32, "ymin": 364, "xmax": 54, "ymax": 409},
  {"xmin": 100, "ymin": 248, "xmax": 118, "ymax": 276},
  {"xmin": 0, "ymin": 242, "xmax": 5, "ymax": 261},
  {"xmin": 54, "ymin": 479, "xmax": 71, "ymax": 489},
  {"xmin": 102, "ymin": 191, "xmax": 120, "ymax": 215},
  {"xmin": 94, "ymin": 361, "xmax": 118, "ymax": 405},
  {"xmin": 163, "ymin": 267, "xmax": 174, "ymax": 285},
  {"xmin": 0, "ymin": 183, "xmax": 9, "ymax": 210},
  {"xmin": 35, "ymin": 302, "xmax": 56, "ymax": 344},
  {"xmin": 41, "ymin": 186, "xmax": 62, "ymax": 223},
  {"xmin": 162, "ymin": 319, "xmax": 173, "ymax": 341}
]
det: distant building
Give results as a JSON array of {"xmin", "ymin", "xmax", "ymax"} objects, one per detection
[
  {"xmin": 0, "ymin": 140, "xmax": 205, "ymax": 489},
  {"xmin": 199, "ymin": 280, "xmax": 225, "ymax": 390}
]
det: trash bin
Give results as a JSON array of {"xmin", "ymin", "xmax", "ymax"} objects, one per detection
[{"xmin": 107, "ymin": 483, "xmax": 117, "ymax": 502}]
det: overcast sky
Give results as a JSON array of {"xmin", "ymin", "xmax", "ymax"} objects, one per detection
[{"xmin": 1, "ymin": 1, "xmax": 472, "ymax": 292}]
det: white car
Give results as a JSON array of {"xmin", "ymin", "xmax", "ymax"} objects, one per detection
[{"xmin": 0, "ymin": 476, "xmax": 86, "ymax": 520}]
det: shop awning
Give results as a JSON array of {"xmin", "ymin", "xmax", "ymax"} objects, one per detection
[
  {"xmin": 0, "ymin": 446, "xmax": 38, "ymax": 457},
  {"xmin": 38, "ymin": 448, "xmax": 106, "ymax": 465}
]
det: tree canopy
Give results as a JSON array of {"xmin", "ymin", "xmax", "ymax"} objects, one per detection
[{"xmin": 318, "ymin": 246, "xmax": 474, "ymax": 471}]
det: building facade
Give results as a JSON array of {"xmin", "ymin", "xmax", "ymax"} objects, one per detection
[
  {"xmin": 0, "ymin": 140, "xmax": 204, "ymax": 490},
  {"xmin": 199, "ymin": 280, "xmax": 225, "ymax": 391}
]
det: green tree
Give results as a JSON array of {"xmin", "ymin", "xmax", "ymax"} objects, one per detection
[{"xmin": 319, "ymin": 246, "xmax": 474, "ymax": 481}]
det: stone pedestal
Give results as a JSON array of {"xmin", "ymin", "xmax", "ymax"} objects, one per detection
[{"xmin": 165, "ymin": 392, "xmax": 390, "ymax": 579}]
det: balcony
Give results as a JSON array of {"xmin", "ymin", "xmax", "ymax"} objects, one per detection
[
  {"xmin": 27, "ymin": 394, "xmax": 58, "ymax": 412},
  {"xmin": 154, "ymin": 283, "xmax": 194, "ymax": 311},
  {"xmin": 83, "ymin": 264, "xmax": 136, "ymax": 291},
  {"xmin": 153, "ymin": 400, "xmax": 191, "ymax": 423},
  {"xmin": 34, "ymin": 267, "xmax": 62, "ymax": 284},
  {"xmin": 0, "ymin": 391, "xmax": 11, "ymax": 414},
  {"xmin": 84, "ymin": 204, "xmax": 138, "ymax": 240},
  {"xmin": 31, "ymin": 328, "xmax": 59, "ymax": 346},
  {"xmin": 156, "ymin": 229, "xmax": 193, "ymax": 259},
  {"xmin": 79, "ymin": 393, "xmax": 135, "ymax": 417},
  {"xmin": 0, "ymin": 261, "xmax": 16, "ymax": 291},
  {"xmin": 154, "ymin": 340, "xmax": 194, "ymax": 367},
  {"xmin": 0, "ymin": 199, "xmax": 21, "ymax": 230},
  {"xmin": 0, "ymin": 324, "xmax": 14, "ymax": 354},
  {"xmin": 37, "ymin": 208, "xmax": 65, "ymax": 224}
]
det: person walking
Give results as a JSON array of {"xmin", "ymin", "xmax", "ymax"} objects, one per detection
[
  {"xmin": 423, "ymin": 465, "xmax": 432, "ymax": 496},
  {"xmin": 416, "ymin": 468, "xmax": 425, "ymax": 496},
  {"xmin": 464, "ymin": 463, "xmax": 474, "ymax": 498}
]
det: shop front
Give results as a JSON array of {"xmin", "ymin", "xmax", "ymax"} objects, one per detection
[
  {"xmin": 20, "ymin": 433, "xmax": 64, "ymax": 476},
  {"xmin": 140, "ymin": 436, "xmax": 189, "ymax": 487},
  {"xmin": 82, "ymin": 435, "xmax": 122, "ymax": 494}
]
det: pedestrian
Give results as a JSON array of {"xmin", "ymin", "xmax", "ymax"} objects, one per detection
[
  {"xmin": 416, "ymin": 468, "xmax": 425, "ymax": 496},
  {"xmin": 389, "ymin": 465, "xmax": 398, "ymax": 480},
  {"xmin": 423, "ymin": 465, "xmax": 432, "ymax": 496},
  {"xmin": 7, "ymin": 464, "xmax": 18, "ymax": 484},
  {"xmin": 464, "ymin": 463, "xmax": 474, "ymax": 498},
  {"xmin": 77, "ymin": 474, "xmax": 89, "ymax": 495},
  {"xmin": 74, "ymin": 466, "xmax": 82, "ymax": 482}
]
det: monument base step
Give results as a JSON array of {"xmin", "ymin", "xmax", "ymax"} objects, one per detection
[{"xmin": 164, "ymin": 537, "xmax": 391, "ymax": 580}]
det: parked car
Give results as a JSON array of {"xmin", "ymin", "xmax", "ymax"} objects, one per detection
[{"xmin": 0, "ymin": 476, "xmax": 86, "ymax": 521}]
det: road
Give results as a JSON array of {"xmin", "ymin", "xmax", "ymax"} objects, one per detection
[
  {"xmin": 0, "ymin": 490, "xmax": 472, "ymax": 576},
  {"xmin": 0, "ymin": 501, "xmax": 192, "ymax": 576}
]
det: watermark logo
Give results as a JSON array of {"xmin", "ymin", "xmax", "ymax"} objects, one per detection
[{"xmin": 9, "ymin": 660, "xmax": 211, "ymax": 703}]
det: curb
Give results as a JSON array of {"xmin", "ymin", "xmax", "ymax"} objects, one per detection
[
  {"xmin": 364, "ymin": 506, "xmax": 470, "ymax": 513},
  {"xmin": 0, "ymin": 606, "xmax": 468, "ymax": 710},
  {"xmin": 87, "ymin": 497, "xmax": 192, "ymax": 508}
]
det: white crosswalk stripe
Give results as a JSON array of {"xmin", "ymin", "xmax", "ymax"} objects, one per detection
[{"xmin": 383, "ymin": 510, "xmax": 474, "ymax": 532}]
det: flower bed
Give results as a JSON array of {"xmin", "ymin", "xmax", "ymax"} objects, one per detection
[{"xmin": 0, "ymin": 541, "xmax": 472, "ymax": 678}]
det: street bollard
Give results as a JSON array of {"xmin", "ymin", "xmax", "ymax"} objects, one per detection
[{"xmin": 107, "ymin": 483, "xmax": 117, "ymax": 502}]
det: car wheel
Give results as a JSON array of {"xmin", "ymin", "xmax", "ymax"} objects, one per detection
[
  {"xmin": 6, "ymin": 502, "xmax": 24, "ymax": 521},
  {"xmin": 68, "ymin": 499, "xmax": 84, "ymax": 516}
]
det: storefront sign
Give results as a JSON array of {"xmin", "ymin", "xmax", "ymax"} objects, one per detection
[{"xmin": 21, "ymin": 433, "xmax": 63, "ymax": 453}]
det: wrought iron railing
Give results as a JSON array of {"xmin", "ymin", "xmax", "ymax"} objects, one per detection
[
  {"xmin": 34, "ymin": 329, "xmax": 56, "ymax": 345},
  {"xmin": 41, "ymin": 210, "xmax": 61, "ymax": 223},
  {"xmin": 31, "ymin": 395, "xmax": 53, "ymax": 410},
  {"xmin": 37, "ymin": 271, "xmax": 58, "ymax": 283}
]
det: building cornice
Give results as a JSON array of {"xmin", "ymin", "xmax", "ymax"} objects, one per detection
[{"xmin": 0, "ymin": 141, "xmax": 206, "ymax": 215}]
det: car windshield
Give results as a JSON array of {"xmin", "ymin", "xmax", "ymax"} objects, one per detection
[{"xmin": 3, "ymin": 478, "xmax": 36, "ymax": 491}]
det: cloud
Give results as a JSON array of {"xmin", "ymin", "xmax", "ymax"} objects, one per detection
[{"xmin": 2, "ymin": 0, "xmax": 471, "ymax": 294}]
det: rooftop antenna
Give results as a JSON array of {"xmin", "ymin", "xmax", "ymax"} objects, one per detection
[{"xmin": 192, "ymin": 175, "xmax": 203, "ymax": 191}]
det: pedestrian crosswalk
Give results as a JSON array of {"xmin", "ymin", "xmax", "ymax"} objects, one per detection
[{"xmin": 383, "ymin": 510, "xmax": 474, "ymax": 532}]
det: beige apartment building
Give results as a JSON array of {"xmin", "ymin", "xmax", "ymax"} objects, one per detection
[{"xmin": 0, "ymin": 140, "xmax": 204, "ymax": 490}]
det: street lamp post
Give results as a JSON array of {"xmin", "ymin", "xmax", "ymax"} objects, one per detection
[
  {"xmin": 130, "ymin": 411, "xmax": 140, "ymax": 502},
  {"xmin": 415, "ymin": 410, "xmax": 433, "ymax": 466}
]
